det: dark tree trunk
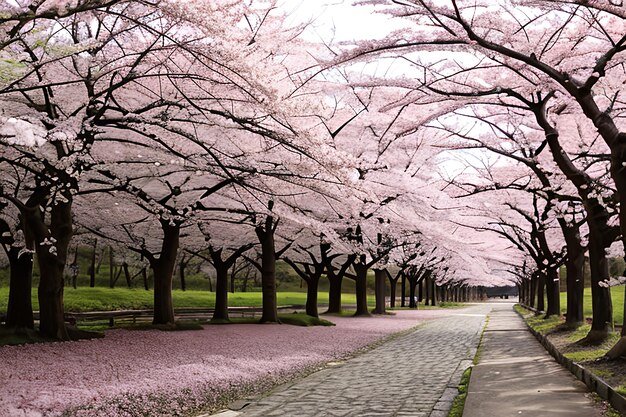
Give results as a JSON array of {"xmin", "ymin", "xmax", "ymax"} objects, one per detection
[
  {"xmin": 150, "ymin": 221, "xmax": 179, "ymax": 326},
  {"xmin": 408, "ymin": 276, "xmax": 417, "ymax": 308},
  {"xmin": 32, "ymin": 199, "xmax": 73, "ymax": 340},
  {"xmin": 430, "ymin": 279, "xmax": 436, "ymax": 306},
  {"xmin": 418, "ymin": 279, "xmax": 423, "ymax": 303},
  {"xmin": 562, "ymin": 221, "xmax": 585, "ymax": 327},
  {"xmin": 327, "ymin": 274, "xmax": 343, "ymax": 313},
  {"xmin": 5, "ymin": 247, "xmax": 34, "ymax": 329},
  {"xmin": 109, "ymin": 247, "xmax": 115, "ymax": 289},
  {"xmin": 256, "ymin": 215, "xmax": 279, "ymax": 323},
  {"xmin": 353, "ymin": 260, "xmax": 370, "ymax": 316},
  {"xmin": 545, "ymin": 267, "xmax": 561, "ymax": 317},
  {"xmin": 242, "ymin": 270, "xmax": 249, "ymax": 293},
  {"xmin": 388, "ymin": 273, "xmax": 399, "ymax": 308},
  {"xmin": 142, "ymin": 267, "xmax": 149, "ymax": 291},
  {"xmin": 213, "ymin": 262, "xmax": 229, "ymax": 321},
  {"xmin": 89, "ymin": 239, "xmax": 97, "ymax": 288},
  {"xmin": 179, "ymin": 255, "xmax": 187, "ymax": 292},
  {"xmin": 123, "ymin": 262, "xmax": 131, "ymax": 288},
  {"xmin": 586, "ymin": 230, "xmax": 613, "ymax": 341},
  {"xmin": 70, "ymin": 246, "xmax": 78, "ymax": 290},
  {"xmin": 230, "ymin": 263, "xmax": 236, "ymax": 293},
  {"xmin": 400, "ymin": 272, "xmax": 406, "ymax": 307},
  {"xmin": 536, "ymin": 273, "xmax": 545, "ymax": 312},
  {"xmin": 305, "ymin": 276, "xmax": 320, "ymax": 318},
  {"xmin": 529, "ymin": 274, "xmax": 537, "ymax": 309},
  {"xmin": 373, "ymin": 269, "xmax": 386, "ymax": 314}
]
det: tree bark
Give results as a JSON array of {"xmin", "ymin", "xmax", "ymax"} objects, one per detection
[
  {"xmin": 430, "ymin": 278, "xmax": 436, "ymax": 306},
  {"xmin": 89, "ymin": 239, "xmax": 97, "ymax": 288},
  {"xmin": 5, "ymin": 247, "xmax": 34, "ymax": 329},
  {"xmin": 123, "ymin": 262, "xmax": 131, "ymax": 288},
  {"xmin": 256, "ymin": 215, "xmax": 279, "ymax": 323},
  {"xmin": 353, "ymin": 260, "xmax": 370, "ymax": 316},
  {"xmin": 213, "ymin": 261, "xmax": 229, "ymax": 321},
  {"xmin": 586, "ymin": 229, "xmax": 613, "ymax": 341},
  {"xmin": 31, "ymin": 198, "xmax": 72, "ymax": 340},
  {"xmin": 142, "ymin": 267, "xmax": 149, "ymax": 291},
  {"xmin": 179, "ymin": 255, "xmax": 187, "ymax": 292},
  {"xmin": 150, "ymin": 221, "xmax": 179, "ymax": 326},
  {"xmin": 545, "ymin": 267, "xmax": 561, "ymax": 317},
  {"xmin": 400, "ymin": 272, "xmax": 406, "ymax": 307},
  {"xmin": 327, "ymin": 274, "xmax": 343, "ymax": 313},
  {"xmin": 372, "ymin": 269, "xmax": 386, "ymax": 314},
  {"xmin": 109, "ymin": 247, "xmax": 115, "ymax": 288},
  {"xmin": 388, "ymin": 273, "xmax": 399, "ymax": 308},
  {"xmin": 562, "ymin": 222, "xmax": 585, "ymax": 327},
  {"xmin": 305, "ymin": 276, "xmax": 320, "ymax": 318},
  {"xmin": 536, "ymin": 273, "xmax": 545, "ymax": 312}
]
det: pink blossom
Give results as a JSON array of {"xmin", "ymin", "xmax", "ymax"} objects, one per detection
[{"xmin": 0, "ymin": 309, "xmax": 450, "ymax": 417}]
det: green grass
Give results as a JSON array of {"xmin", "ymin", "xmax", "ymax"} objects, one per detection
[
  {"xmin": 447, "ymin": 367, "xmax": 472, "ymax": 417},
  {"xmin": 563, "ymin": 349, "xmax": 610, "ymax": 362},
  {"xmin": 525, "ymin": 313, "xmax": 562, "ymax": 334},
  {"xmin": 559, "ymin": 286, "xmax": 625, "ymax": 326},
  {"xmin": 0, "ymin": 287, "xmax": 374, "ymax": 313}
]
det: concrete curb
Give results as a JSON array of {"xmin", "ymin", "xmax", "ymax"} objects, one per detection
[{"xmin": 515, "ymin": 306, "xmax": 626, "ymax": 414}]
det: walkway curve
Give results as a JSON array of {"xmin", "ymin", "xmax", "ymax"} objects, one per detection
[{"xmin": 207, "ymin": 304, "xmax": 491, "ymax": 417}]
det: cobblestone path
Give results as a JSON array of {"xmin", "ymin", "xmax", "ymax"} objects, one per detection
[{"xmin": 222, "ymin": 304, "xmax": 490, "ymax": 417}]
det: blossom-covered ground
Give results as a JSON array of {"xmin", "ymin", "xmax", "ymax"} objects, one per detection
[{"xmin": 0, "ymin": 309, "xmax": 455, "ymax": 417}]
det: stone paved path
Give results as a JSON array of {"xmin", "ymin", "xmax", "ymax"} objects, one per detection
[
  {"xmin": 211, "ymin": 304, "xmax": 490, "ymax": 417},
  {"xmin": 463, "ymin": 302, "xmax": 604, "ymax": 417}
]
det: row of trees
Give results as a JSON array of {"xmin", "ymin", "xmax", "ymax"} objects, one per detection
[
  {"xmin": 331, "ymin": 0, "xmax": 626, "ymax": 357},
  {"xmin": 0, "ymin": 1, "xmax": 505, "ymax": 341},
  {"xmin": 4, "ymin": 0, "xmax": 626, "ymax": 360}
]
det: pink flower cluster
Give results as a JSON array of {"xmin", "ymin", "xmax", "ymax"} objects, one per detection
[{"xmin": 0, "ymin": 309, "xmax": 449, "ymax": 417}]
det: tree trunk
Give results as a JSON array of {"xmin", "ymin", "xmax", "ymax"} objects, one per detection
[
  {"xmin": 388, "ymin": 274, "xmax": 399, "ymax": 308},
  {"xmin": 230, "ymin": 263, "xmax": 236, "ymax": 293},
  {"xmin": 89, "ymin": 239, "xmax": 97, "ymax": 288},
  {"xmin": 586, "ymin": 230, "xmax": 613, "ymax": 342},
  {"xmin": 306, "ymin": 276, "xmax": 320, "ymax": 318},
  {"xmin": 179, "ymin": 256, "xmax": 187, "ymax": 292},
  {"xmin": 109, "ymin": 247, "xmax": 115, "ymax": 288},
  {"xmin": 430, "ymin": 279, "xmax": 436, "ymax": 306},
  {"xmin": 33, "ymin": 199, "xmax": 72, "ymax": 340},
  {"xmin": 408, "ymin": 276, "xmax": 417, "ymax": 308},
  {"xmin": 536, "ymin": 273, "xmax": 545, "ymax": 312},
  {"xmin": 142, "ymin": 267, "xmax": 149, "ymax": 291},
  {"xmin": 418, "ymin": 279, "xmax": 423, "ymax": 303},
  {"xmin": 212, "ymin": 262, "xmax": 229, "ymax": 321},
  {"xmin": 326, "ymin": 274, "xmax": 343, "ymax": 313},
  {"xmin": 545, "ymin": 267, "xmax": 561, "ymax": 317},
  {"xmin": 353, "ymin": 261, "xmax": 370, "ymax": 316},
  {"xmin": 5, "ymin": 247, "xmax": 34, "ymax": 329},
  {"xmin": 151, "ymin": 221, "xmax": 179, "ymax": 326},
  {"xmin": 256, "ymin": 217, "xmax": 279, "ymax": 323},
  {"xmin": 400, "ymin": 273, "xmax": 406, "ymax": 307},
  {"xmin": 123, "ymin": 262, "xmax": 131, "ymax": 288},
  {"xmin": 529, "ymin": 274, "xmax": 537, "ymax": 309},
  {"xmin": 373, "ymin": 269, "xmax": 386, "ymax": 314},
  {"xmin": 563, "ymin": 222, "xmax": 585, "ymax": 327}
]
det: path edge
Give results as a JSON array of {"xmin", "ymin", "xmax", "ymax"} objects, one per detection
[
  {"xmin": 430, "ymin": 312, "xmax": 488, "ymax": 417},
  {"xmin": 514, "ymin": 306, "xmax": 626, "ymax": 415}
]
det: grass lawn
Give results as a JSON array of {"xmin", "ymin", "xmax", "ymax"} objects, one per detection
[
  {"xmin": 559, "ymin": 286, "xmax": 625, "ymax": 326},
  {"xmin": 0, "ymin": 287, "xmax": 375, "ymax": 313}
]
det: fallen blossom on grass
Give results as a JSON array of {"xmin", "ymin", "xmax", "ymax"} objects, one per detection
[{"xmin": 0, "ymin": 308, "xmax": 457, "ymax": 417}]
